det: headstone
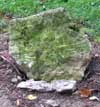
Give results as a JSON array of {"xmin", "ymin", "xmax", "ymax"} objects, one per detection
[{"xmin": 9, "ymin": 7, "xmax": 91, "ymax": 81}]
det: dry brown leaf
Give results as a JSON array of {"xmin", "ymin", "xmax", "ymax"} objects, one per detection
[{"xmin": 79, "ymin": 88, "xmax": 92, "ymax": 98}]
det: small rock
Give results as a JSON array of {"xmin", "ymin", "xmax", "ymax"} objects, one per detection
[
  {"xmin": 95, "ymin": 53, "xmax": 99, "ymax": 57},
  {"xmin": 17, "ymin": 79, "xmax": 54, "ymax": 92},
  {"xmin": 11, "ymin": 78, "xmax": 18, "ymax": 83},
  {"xmin": 17, "ymin": 76, "xmax": 22, "ymax": 81},
  {"xmin": 51, "ymin": 80, "xmax": 76, "ymax": 93},
  {"xmin": 46, "ymin": 99, "xmax": 60, "ymax": 107},
  {"xmin": 17, "ymin": 79, "xmax": 76, "ymax": 93},
  {"xmin": 89, "ymin": 96, "xmax": 99, "ymax": 101}
]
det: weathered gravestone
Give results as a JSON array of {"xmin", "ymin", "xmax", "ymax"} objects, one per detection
[{"xmin": 9, "ymin": 7, "xmax": 91, "ymax": 81}]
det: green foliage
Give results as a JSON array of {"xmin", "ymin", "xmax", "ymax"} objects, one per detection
[
  {"xmin": 0, "ymin": 0, "xmax": 100, "ymax": 40},
  {"xmin": 0, "ymin": 0, "xmax": 66, "ymax": 17},
  {"xmin": 66, "ymin": 0, "xmax": 100, "ymax": 41}
]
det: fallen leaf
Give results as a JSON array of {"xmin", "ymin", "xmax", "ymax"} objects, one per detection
[
  {"xmin": 79, "ymin": 88, "xmax": 92, "ymax": 98},
  {"xmin": 16, "ymin": 99, "xmax": 20, "ymax": 106},
  {"xmin": 27, "ymin": 94, "xmax": 37, "ymax": 100}
]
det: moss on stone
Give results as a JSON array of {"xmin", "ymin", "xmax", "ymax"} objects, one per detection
[{"xmin": 9, "ymin": 8, "xmax": 91, "ymax": 81}]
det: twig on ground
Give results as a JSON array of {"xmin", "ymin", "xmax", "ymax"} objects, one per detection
[{"xmin": 0, "ymin": 51, "xmax": 28, "ymax": 80}]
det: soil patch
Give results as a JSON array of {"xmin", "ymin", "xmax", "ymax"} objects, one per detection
[{"xmin": 0, "ymin": 33, "xmax": 100, "ymax": 107}]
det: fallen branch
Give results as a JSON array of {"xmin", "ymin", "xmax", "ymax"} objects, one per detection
[{"xmin": 0, "ymin": 51, "xmax": 28, "ymax": 80}]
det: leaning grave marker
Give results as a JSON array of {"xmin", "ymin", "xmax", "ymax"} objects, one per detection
[{"xmin": 9, "ymin": 7, "xmax": 91, "ymax": 81}]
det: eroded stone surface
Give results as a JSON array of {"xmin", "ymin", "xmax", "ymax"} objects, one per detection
[
  {"xmin": 51, "ymin": 80, "xmax": 76, "ymax": 92},
  {"xmin": 17, "ymin": 79, "xmax": 76, "ymax": 92},
  {"xmin": 9, "ymin": 7, "xmax": 91, "ymax": 81}
]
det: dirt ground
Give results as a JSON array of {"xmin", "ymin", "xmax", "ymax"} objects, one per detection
[{"xmin": 0, "ymin": 33, "xmax": 100, "ymax": 107}]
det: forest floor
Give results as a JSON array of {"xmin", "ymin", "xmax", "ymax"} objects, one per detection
[{"xmin": 1, "ymin": 33, "xmax": 100, "ymax": 107}]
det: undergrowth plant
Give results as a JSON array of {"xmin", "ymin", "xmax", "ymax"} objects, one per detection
[{"xmin": 0, "ymin": 0, "xmax": 100, "ymax": 41}]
